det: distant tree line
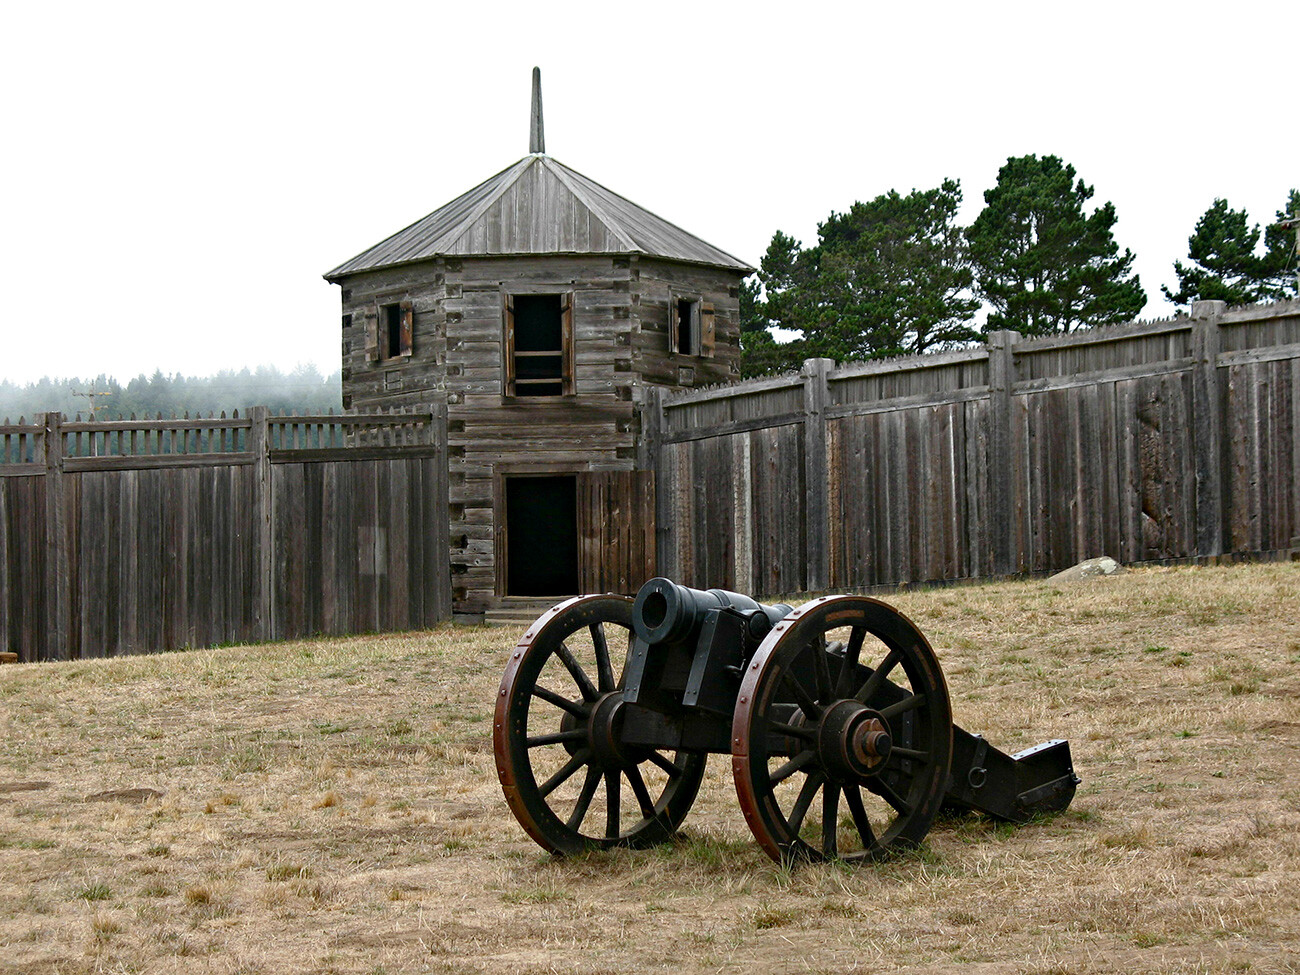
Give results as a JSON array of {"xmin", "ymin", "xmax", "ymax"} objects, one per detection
[
  {"xmin": 741, "ymin": 154, "xmax": 1298, "ymax": 377},
  {"xmin": 0, "ymin": 364, "xmax": 341, "ymax": 422}
]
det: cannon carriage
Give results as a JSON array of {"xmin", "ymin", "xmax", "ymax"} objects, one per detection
[{"xmin": 493, "ymin": 578, "xmax": 1078, "ymax": 864}]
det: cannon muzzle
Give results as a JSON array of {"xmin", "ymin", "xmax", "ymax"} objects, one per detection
[{"xmin": 632, "ymin": 577, "xmax": 792, "ymax": 644}]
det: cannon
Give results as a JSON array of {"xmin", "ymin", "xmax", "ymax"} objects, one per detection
[{"xmin": 493, "ymin": 578, "xmax": 1078, "ymax": 864}]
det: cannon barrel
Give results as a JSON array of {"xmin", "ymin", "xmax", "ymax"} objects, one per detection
[{"xmin": 632, "ymin": 577, "xmax": 792, "ymax": 645}]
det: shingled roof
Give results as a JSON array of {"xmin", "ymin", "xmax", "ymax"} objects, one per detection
[{"xmin": 324, "ymin": 153, "xmax": 753, "ymax": 281}]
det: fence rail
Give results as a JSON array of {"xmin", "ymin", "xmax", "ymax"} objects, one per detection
[
  {"xmin": 0, "ymin": 406, "xmax": 449, "ymax": 661},
  {"xmin": 642, "ymin": 298, "xmax": 1300, "ymax": 597}
]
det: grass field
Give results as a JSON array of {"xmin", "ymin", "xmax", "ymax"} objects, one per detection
[{"xmin": 1, "ymin": 562, "xmax": 1298, "ymax": 974}]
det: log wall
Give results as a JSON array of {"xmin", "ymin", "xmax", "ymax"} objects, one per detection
[{"xmin": 336, "ymin": 254, "xmax": 742, "ymax": 612}]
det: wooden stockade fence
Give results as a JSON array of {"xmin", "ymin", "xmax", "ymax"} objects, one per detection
[
  {"xmin": 640, "ymin": 299, "xmax": 1300, "ymax": 598},
  {"xmin": 0, "ymin": 407, "xmax": 450, "ymax": 662}
]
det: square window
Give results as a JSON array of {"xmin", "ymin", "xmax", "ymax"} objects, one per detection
[
  {"xmin": 504, "ymin": 292, "xmax": 573, "ymax": 397},
  {"xmin": 368, "ymin": 301, "xmax": 413, "ymax": 362}
]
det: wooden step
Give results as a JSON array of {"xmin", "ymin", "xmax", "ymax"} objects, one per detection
[{"xmin": 483, "ymin": 597, "xmax": 566, "ymax": 628}]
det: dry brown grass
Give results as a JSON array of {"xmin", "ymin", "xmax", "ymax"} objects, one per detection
[{"xmin": 1, "ymin": 562, "xmax": 1298, "ymax": 974}]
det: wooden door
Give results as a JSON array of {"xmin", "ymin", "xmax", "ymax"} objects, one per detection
[{"xmin": 577, "ymin": 471, "xmax": 656, "ymax": 594}]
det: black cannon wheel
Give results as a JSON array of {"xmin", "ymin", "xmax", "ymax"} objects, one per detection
[
  {"xmin": 731, "ymin": 595, "xmax": 953, "ymax": 865},
  {"xmin": 494, "ymin": 594, "xmax": 707, "ymax": 855}
]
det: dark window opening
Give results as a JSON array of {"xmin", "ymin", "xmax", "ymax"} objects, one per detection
[
  {"xmin": 676, "ymin": 298, "xmax": 695, "ymax": 354},
  {"xmin": 382, "ymin": 303, "xmax": 403, "ymax": 359},
  {"xmin": 507, "ymin": 293, "xmax": 569, "ymax": 396},
  {"xmin": 341, "ymin": 313, "xmax": 352, "ymax": 331},
  {"xmin": 505, "ymin": 476, "xmax": 578, "ymax": 596},
  {"xmin": 673, "ymin": 296, "xmax": 700, "ymax": 356}
]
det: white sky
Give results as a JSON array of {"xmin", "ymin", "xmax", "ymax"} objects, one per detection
[{"xmin": 2, "ymin": 1, "xmax": 1294, "ymax": 385}]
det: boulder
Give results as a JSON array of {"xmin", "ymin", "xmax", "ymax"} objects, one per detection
[{"xmin": 1047, "ymin": 556, "xmax": 1125, "ymax": 583}]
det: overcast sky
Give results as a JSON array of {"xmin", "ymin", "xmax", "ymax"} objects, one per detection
[{"xmin": 2, "ymin": 1, "xmax": 1293, "ymax": 386}]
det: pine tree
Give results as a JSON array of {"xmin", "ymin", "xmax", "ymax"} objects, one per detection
[
  {"xmin": 967, "ymin": 155, "xmax": 1146, "ymax": 334},
  {"xmin": 739, "ymin": 181, "xmax": 979, "ymax": 374}
]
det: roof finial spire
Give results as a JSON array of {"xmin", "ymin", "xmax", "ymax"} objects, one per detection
[{"xmin": 529, "ymin": 66, "xmax": 545, "ymax": 155}]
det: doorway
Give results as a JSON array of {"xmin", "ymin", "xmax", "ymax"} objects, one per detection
[{"xmin": 504, "ymin": 475, "xmax": 578, "ymax": 596}]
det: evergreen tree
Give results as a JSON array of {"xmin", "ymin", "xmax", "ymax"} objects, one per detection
[
  {"xmin": 967, "ymin": 155, "xmax": 1146, "ymax": 334},
  {"xmin": 1163, "ymin": 190, "xmax": 1299, "ymax": 308},
  {"xmin": 740, "ymin": 181, "xmax": 979, "ymax": 374},
  {"xmin": 1261, "ymin": 189, "xmax": 1300, "ymax": 299},
  {"xmin": 810, "ymin": 180, "xmax": 978, "ymax": 356}
]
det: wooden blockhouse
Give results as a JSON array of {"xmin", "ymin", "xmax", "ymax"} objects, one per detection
[{"xmin": 324, "ymin": 71, "xmax": 751, "ymax": 617}]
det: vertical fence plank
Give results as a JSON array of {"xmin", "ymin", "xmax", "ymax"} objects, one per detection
[
  {"xmin": 1191, "ymin": 300, "xmax": 1225, "ymax": 557},
  {"xmin": 41, "ymin": 413, "xmax": 69, "ymax": 660},
  {"xmin": 802, "ymin": 358, "xmax": 832, "ymax": 592},
  {"xmin": 987, "ymin": 332, "xmax": 1020, "ymax": 576}
]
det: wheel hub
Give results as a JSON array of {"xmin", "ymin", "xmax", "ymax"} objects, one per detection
[
  {"xmin": 585, "ymin": 692, "xmax": 634, "ymax": 770},
  {"xmin": 817, "ymin": 699, "xmax": 892, "ymax": 781}
]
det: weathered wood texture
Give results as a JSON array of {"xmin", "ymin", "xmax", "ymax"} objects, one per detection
[
  {"xmin": 577, "ymin": 470, "xmax": 656, "ymax": 594},
  {"xmin": 336, "ymin": 253, "xmax": 744, "ymax": 612},
  {"xmin": 0, "ymin": 409, "xmax": 449, "ymax": 662},
  {"xmin": 650, "ymin": 299, "xmax": 1300, "ymax": 597}
]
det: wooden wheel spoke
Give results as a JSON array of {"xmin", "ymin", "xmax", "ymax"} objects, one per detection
[
  {"xmin": 844, "ymin": 785, "xmax": 877, "ymax": 850},
  {"xmin": 590, "ymin": 623, "xmax": 616, "ymax": 693},
  {"xmin": 646, "ymin": 750, "xmax": 683, "ymax": 778},
  {"xmin": 854, "ymin": 647, "xmax": 902, "ymax": 705},
  {"xmin": 604, "ymin": 771, "xmax": 621, "ymax": 839},
  {"xmin": 554, "ymin": 642, "xmax": 599, "ymax": 702},
  {"xmin": 539, "ymin": 749, "xmax": 591, "ymax": 798},
  {"xmin": 835, "ymin": 626, "xmax": 867, "ymax": 698},
  {"xmin": 867, "ymin": 776, "xmax": 913, "ymax": 815},
  {"xmin": 769, "ymin": 749, "xmax": 816, "ymax": 786},
  {"xmin": 879, "ymin": 693, "xmax": 925, "ymax": 721},
  {"xmin": 565, "ymin": 766, "xmax": 601, "ymax": 831},
  {"xmin": 627, "ymin": 765, "xmax": 657, "ymax": 819},
  {"xmin": 526, "ymin": 729, "xmax": 587, "ymax": 748},
  {"xmin": 821, "ymin": 782, "xmax": 841, "ymax": 857},
  {"xmin": 770, "ymin": 721, "xmax": 815, "ymax": 742},
  {"xmin": 787, "ymin": 772, "xmax": 824, "ymax": 837},
  {"xmin": 531, "ymin": 684, "xmax": 586, "ymax": 718},
  {"xmin": 781, "ymin": 673, "xmax": 823, "ymax": 720},
  {"xmin": 812, "ymin": 636, "xmax": 832, "ymax": 700}
]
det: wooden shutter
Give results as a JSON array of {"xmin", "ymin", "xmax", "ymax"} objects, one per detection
[
  {"xmin": 577, "ymin": 470, "xmax": 656, "ymax": 594},
  {"xmin": 701, "ymin": 301, "xmax": 716, "ymax": 358},
  {"xmin": 399, "ymin": 301, "xmax": 414, "ymax": 357},
  {"xmin": 502, "ymin": 293, "xmax": 516, "ymax": 395},
  {"xmin": 668, "ymin": 297, "xmax": 680, "ymax": 354},
  {"xmin": 561, "ymin": 291, "xmax": 575, "ymax": 396},
  {"xmin": 364, "ymin": 310, "xmax": 379, "ymax": 363}
]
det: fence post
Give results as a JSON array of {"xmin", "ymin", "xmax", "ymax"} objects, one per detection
[
  {"xmin": 802, "ymin": 358, "xmax": 834, "ymax": 592},
  {"xmin": 1191, "ymin": 300, "xmax": 1226, "ymax": 558},
  {"xmin": 41, "ymin": 412, "xmax": 70, "ymax": 660},
  {"xmin": 639, "ymin": 385, "xmax": 673, "ymax": 577},
  {"xmin": 249, "ymin": 406, "xmax": 274, "ymax": 641},
  {"xmin": 986, "ymin": 331, "xmax": 1020, "ymax": 577}
]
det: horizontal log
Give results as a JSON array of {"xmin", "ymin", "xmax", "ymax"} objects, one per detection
[
  {"xmin": 662, "ymin": 412, "xmax": 804, "ymax": 444},
  {"xmin": 1216, "ymin": 341, "xmax": 1300, "ymax": 367},
  {"xmin": 269, "ymin": 445, "xmax": 441, "ymax": 464},
  {"xmin": 826, "ymin": 385, "xmax": 990, "ymax": 419},
  {"xmin": 1013, "ymin": 358, "xmax": 1193, "ymax": 394},
  {"xmin": 269, "ymin": 413, "xmax": 433, "ymax": 426},
  {"xmin": 0, "ymin": 463, "xmax": 42, "ymax": 478},
  {"xmin": 63, "ymin": 452, "xmax": 255, "ymax": 472}
]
